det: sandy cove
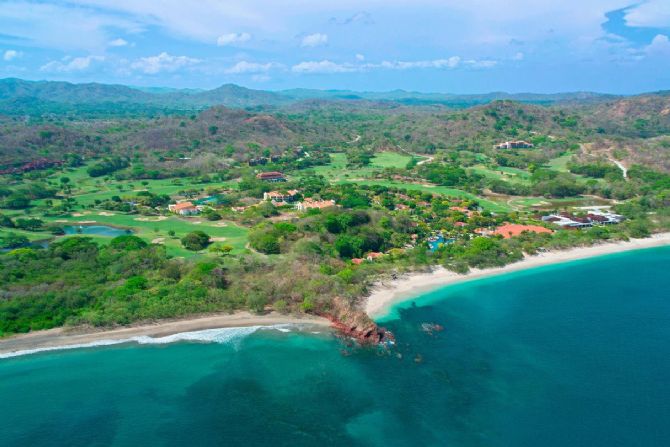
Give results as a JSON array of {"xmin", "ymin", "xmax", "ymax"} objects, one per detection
[
  {"xmin": 0, "ymin": 312, "xmax": 329, "ymax": 356},
  {"xmin": 365, "ymin": 232, "xmax": 670, "ymax": 319},
  {"xmin": 2, "ymin": 233, "xmax": 669, "ymax": 356}
]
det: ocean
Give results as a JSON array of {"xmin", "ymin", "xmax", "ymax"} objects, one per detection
[{"xmin": 1, "ymin": 246, "xmax": 669, "ymax": 446}]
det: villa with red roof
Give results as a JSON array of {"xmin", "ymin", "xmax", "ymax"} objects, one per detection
[
  {"xmin": 295, "ymin": 198, "xmax": 337, "ymax": 212},
  {"xmin": 168, "ymin": 201, "xmax": 199, "ymax": 216},
  {"xmin": 263, "ymin": 190, "xmax": 300, "ymax": 205},
  {"xmin": 493, "ymin": 223, "xmax": 553, "ymax": 239},
  {"xmin": 256, "ymin": 171, "xmax": 286, "ymax": 182}
]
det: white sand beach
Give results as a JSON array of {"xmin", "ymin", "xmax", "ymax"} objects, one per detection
[
  {"xmin": 0, "ymin": 312, "xmax": 330, "ymax": 356},
  {"xmin": 365, "ymin": 233, "xmax": 670, "ymax": 318}
]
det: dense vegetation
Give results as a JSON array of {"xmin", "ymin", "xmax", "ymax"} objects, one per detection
[{"xmin": 0, "ymin": 79, "xmax": 669, "ymax": 337}]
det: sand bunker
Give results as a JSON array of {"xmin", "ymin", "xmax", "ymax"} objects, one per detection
[
  {"xmin": 134, "ymin": 216, "xmax": 168, "ymax": 222},
  {"xmin": 98, "ymin": 212, "xmax": 115, "ymax": 216},
  {"xmin": 151, "ymin": 237, "xmax": 165, "ymax": 244}
]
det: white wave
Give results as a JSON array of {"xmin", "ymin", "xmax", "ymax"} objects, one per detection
[{"xmin": 0, "ymin": 324, "xmax": 297, "ymax": 359}]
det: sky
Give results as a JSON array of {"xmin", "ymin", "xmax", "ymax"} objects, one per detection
[{"xmin": 0, "ymin": 0, "xmax": 669, "ymax": 93}]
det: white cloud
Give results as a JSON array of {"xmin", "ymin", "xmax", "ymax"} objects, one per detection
[
  {"xmin": 377, "ymin": 57, "xmax": 461, "ymax": 70},
  {"xmin": 301, "ymin": 33, "xmax": 328, "ymax": 47},
  {"xmin": 513, "ymin": 52, "xmax": 524, "ymax": 60},
  {"xmin": 3, "ymin": 50, "xmax": 21, "ymax": 61},
  {"xmin": 625, "ymin": 1, "xmax": 670, "ymax": 28},
  {"xmin": 292, "ymin": 60, "xmax": 353, "ymax": 73},
  {"xmin": 251, "ymin": 74, "xmax": 270, "ymax": 82},
  {"xmin": 40, "ymin": 55, "xmax": 105, "ymax": 72},
  {"xmin": 355, "ymin": 53, "xmax": 365, "ymax": 61},
  {"xmin": 646, "ymin": 34, "xmax": 670, "ymax": 55},
  {"xmin": 0, "ymin": 1, "xmax": 143, "ymax": 52},
  {"xmin": 217, "ymin": 32, "xmax": 251, "ymax": 46},
  {"xmin": 109, "ymin": 38, "xmax": 128, "ymax": 47},
  {"xmin": 290, "ymin": 55, "xmax": 497, "ymax": 75},
  {"xmin": 130, "ymin": 52, "xmax": 200, "ymax": 74},
  {"xmin": 464, "ymin": 59, "xmax": 497, "ymax": 68},
  {"xmin": 225, "ymin": 60, "xmax": 279, "ymax": 74}
]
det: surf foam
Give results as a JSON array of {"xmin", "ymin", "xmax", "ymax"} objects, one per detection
[{"xmin": 0, "ymin": 324, "xmax": 297, "ymax": 359}]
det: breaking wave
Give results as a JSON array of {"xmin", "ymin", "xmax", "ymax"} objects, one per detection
[{"xmin": 0, "ymin": 324, "xmax": 298, "ymax": 359}]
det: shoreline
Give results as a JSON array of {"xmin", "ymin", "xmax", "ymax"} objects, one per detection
[
  {"xmin": 0, "ymin": 312, "xmax": 330, "ymax": 357},
  {"xmin": 365, "ymin": 232, "xmax": 670, "ymax": 319}
]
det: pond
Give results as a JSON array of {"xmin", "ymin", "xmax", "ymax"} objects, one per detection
[{"xmin": 63, "ymin": 225, "xmax": 132, "ymax": 237}]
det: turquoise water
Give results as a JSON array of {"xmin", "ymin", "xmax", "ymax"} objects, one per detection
[
  {"xmin": 63, "ymin": 225, "xmax": 131, "ymax": 237},
  {"xmin": 1, "ymin": 247, "xmax": 670, "ymax": 446}
]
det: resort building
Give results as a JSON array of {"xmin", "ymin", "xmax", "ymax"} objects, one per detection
[
  {"xmin": 256, "ymin": 171, "xmax": 286, "ymax": 182},
  {"xmin": 541, "ymin": 211, "xmax": 624, "ymax": 228},
  {"xmin": 493, "ymin": 223, "xmax": 554, "ymax": 238},
  {"xmin": 168, "ymin": 201, "xmax": 200, "ymax": 216},
  {"xmin": 263, "ymin": 190, "xmax": 300, "ymax": 205},
  {"xmin": 294, "ymin": 198, "xmax": 337, "ymax": 212},
  {"xmin": 495, "ymin": 140, "xmax": 534, "ymax": 150}
]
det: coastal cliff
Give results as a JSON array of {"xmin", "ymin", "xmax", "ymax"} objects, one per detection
[{"xmin": 318, "ymin": 297, "xmax": 394, "ymax": 345}]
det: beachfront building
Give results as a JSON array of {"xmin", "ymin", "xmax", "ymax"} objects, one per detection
[
  {"xmin": 168, "ymin": 201, "xmax": 200, "ymax": 216},
  {"xmin": 495, "ymin": 140, "xmax": 534, "ymax": 150},
  {"xmin": 542, "ymin": 211, "xmax": 624, "ymax": 228},
  {"xmin": 493, "ymin": 223, "xmax": 554, "ymax": 239},
  {"xmin": 263, "ymin": 190, "xmax": 300, "ymax": 205},
  {"xmin": 295, "ymin": 198, "xmax": 337, "ymax": 212},
  {"xmin": 256, "ymin": 171, "xmax": 286, "ymax": 182}
]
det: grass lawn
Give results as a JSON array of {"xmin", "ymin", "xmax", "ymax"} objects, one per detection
[
  {"xmin": 3, "ymin": 167, "xmax": 249, "ymax": 257},
  {"xmin": 546, "ymin": 153, "xmax": 574, "ymax": 172},
  {"xmin": 470, "ymin": 164, "xmax": 531, "ymax": 184},
  {"xmin": 36, "ymin": 166, "xmax": 237, "ymax": 207},
  {"xmin": 307, "ymin": 152, "xmax": 413, "ymax": 182},
  {"xmin": 40, "ymin": 213, "xmax": 249, "ymax": 258},
  {"xmin": 0, "ymin": 227, "xmax": 52, "ymax": 243},
  {"xmin": 342, "ymin": 179, "xmax": 511, "ymax": 212},
  {"xmin": 508, "ymin": 196, "xmax": 613, "ymax": 210}
]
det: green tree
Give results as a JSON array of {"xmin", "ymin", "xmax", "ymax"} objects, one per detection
[
  {"xmin": 181, "ymin": 231, "xmax": 211, "ymax": 251},
  {"xmin": 110, "ymin": 235, "xmax": 148, "ymax": 251}
]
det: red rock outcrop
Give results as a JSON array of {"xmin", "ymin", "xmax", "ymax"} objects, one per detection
[{"xmin": 317, "ymin": 297, "xmax": 394, "ymax": 346}]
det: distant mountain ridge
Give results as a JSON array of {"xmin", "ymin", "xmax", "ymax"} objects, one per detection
[{"xmin": 0, "ymin": 77, "xmax": 664, "ymax": 116}]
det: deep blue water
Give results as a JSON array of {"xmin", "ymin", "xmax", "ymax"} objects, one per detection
[{"xmin": 1, "ymin": 246, "xmax": 669, "ymax": 446}]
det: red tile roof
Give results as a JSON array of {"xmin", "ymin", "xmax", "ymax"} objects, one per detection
[
  {"xmin": 256, "ymin": 171, "xmax": 285, "ymax": 179},
  {"xmin": 171, "ymin": 201, "xmax": 196, "ymax": 211},
  {"xmin": 493, "ymin": 224, "xmax": 553, "ymax": 239}
]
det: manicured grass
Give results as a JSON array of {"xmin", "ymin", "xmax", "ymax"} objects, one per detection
[
  {"xmin": 470, "ymin": 165, "xmax": 531, "ymax": 184},
  {"xmin": 11, "ymin": 168, "xmax": 249, "ymax": 257},
  {"xmin": 508, "ymin": 196, "xmax": 613, "ymax": 210},
  {"xmin": 547, "ymin": 153, "xmax": 574, "ymax": 172},
  {"xmin": 36, "ymin": 166, "xmax": 237, "ymax": 207},
  {"xmin": 342, "ymin": 179, "xmax": 511, "ymax": 212},
  {"xmin": 308, "ymin": 152, "xmax": 413, "ymax": 182},
  {"xmin": 41, "ymin": 213, "xmax": 249, "ymax": 258},
  {"xmin": 0, "ymin": 227, "xmax": 52, "ymax": 243}
]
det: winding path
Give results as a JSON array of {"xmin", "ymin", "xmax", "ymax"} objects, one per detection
[{"xmin": 610, "ymin": 157, "xmax": 628, "ymax": 180}]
